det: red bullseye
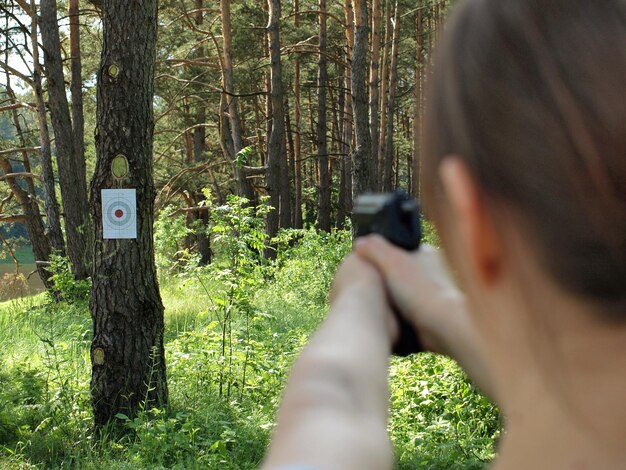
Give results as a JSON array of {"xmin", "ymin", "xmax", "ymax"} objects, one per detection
[{"xmin": 115, "ymin": 209, "xmax": 124, "ymax": 218}]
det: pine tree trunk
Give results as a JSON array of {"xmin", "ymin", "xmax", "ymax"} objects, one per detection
[
  {"xmin": 266, "ymin": 0, "xmax": 285, "ymax": 248},
  {"xmin": 382, "ymin": 1, "xmax": 400, "ymax": 191},
  {"xmin": 69, "ymin": 0, "xmax": 84, "ymax": 174},
  {"xmin": 90, "ymin": 0, "xmax": 167, "ymax": 428},
  {"xmin": 338, "ymin": 0, "xmax": 355, "ymax": 227},
  {"xmin": 221, "ymin": 0, "xmax": 255, "ymax": 200},
  {"xmin": 378, "ymin": 0, "xmax": 392, "ymax": 190},
  {"xmin": 368, "ymin": 0, "xmax": 381, "ymax": 189},
  {"xmin": 351, "ymin": 0, "xmax": 373, "ymax": 199},
  {"xmin": 40, "ymin": 0, "xmax": 90, "ymax": 279},
  {"xmin": 316, "ymin": 0, "xmax": 331, "ymax": 232},
  {"xmin": 411, "ymin": 2, "xmax": 423, "ymax": 198},
  {"xmin": 293, "ymin": 0, "xmax": 303, "ymax": 228},
  {"xmin": 30, "ymin": 3, "xmax": 65, "ymax": 255}
]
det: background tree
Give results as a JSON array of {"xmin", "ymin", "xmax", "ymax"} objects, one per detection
[
  {"xmin": 315, "ymin": 0, "xmax": 330, "ymax": 232},
  {"xmin": 40, "ymin": 0, "xmax": 90, "ymax": 279}
]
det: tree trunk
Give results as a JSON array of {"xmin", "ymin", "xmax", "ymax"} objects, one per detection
[
  {"xmin": 40, "ymin": 0, "xmax": 90, "ymax": 279},
  {"xmin": 220, "ymin": 0, "xmax": 255, "ymax": 200},
  {"xmin": 69, "ymin": 0, "xmax": 85, "ymax": 174},
  {"xmin": 337, "ymin": 0, "xmax": 355, "ymax": 228},
  {"xmin": 411, "ymin": 2, "xmax": 424, "ymax": 198},
  {"xmin": 279, "ymin": 96, "xmax": 292, "ymax": 229},
  {"xmin": 368, "ymin": 0, "xmax": 381, "ymax": 189},
  {"xmin": 90, "ymin": 0, "xmax": 167, "ymax": 428},
  {"xmin": 350, "ymin": 0, "xmax": 372, "ymax": 198},
  {"xmin": 190, "ymin": 0, "xmax": 210, "ymax": 265},
  {"xmin": 316, "ymin": 0, "xmax": 330, "ymax": 232},
  {"xmin": 293, "ymin": 0, "xmax": 303, "ymax": 229},
  {"xmin": 265, "ymin": 0, "xmax": 285, "ymax": 249},
  {"xmin": 29, "ymin": 1, "xmax": 65, "ymax": 255},
  {"xmin": 378, "ymin": 0, "xmax": 392, "ymax": 190},
  {"xmin": 382, "ymin": 1, "xmax": 399, "ymax": 191}
]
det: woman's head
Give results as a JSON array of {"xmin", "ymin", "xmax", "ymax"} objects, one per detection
[{"xmin": 423, "ymin": 0, "xmax": 626, "ymax": 312}]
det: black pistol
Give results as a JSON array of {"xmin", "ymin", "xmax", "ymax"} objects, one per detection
[{"xmin": 353, "ymin": 191, "xmax": 423, "ymax": 356}]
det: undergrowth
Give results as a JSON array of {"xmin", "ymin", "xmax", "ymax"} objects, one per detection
[{"xmin": 0, "ymin": 198, "xmax": 499, "ymax": 469}]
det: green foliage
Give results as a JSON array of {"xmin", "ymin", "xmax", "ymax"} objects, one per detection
[
  {"xmin": 390, "ymin": 354, "xmax": 499, "ymax": 469},
  {"xmin": 154, "ymin": 207, "xmax": 194, "ymax": 274},
  {"xmin": 234, "ymin": 146, "xmax": 255, "ymax": 168},
  {"xmin": 47, "ymin": 254, "xmax": 91, "ymax": 303},
  {"xmin": 258, "ymin": 228, "xmax": 352, "ymax": 331},
  {"xmin": 422, "ymin": 218, "xmax": 441, "ymax": 247}
]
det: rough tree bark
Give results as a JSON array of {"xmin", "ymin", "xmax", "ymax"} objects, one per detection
[
  {"xmin": 40, "ymin": 0, "xmax": 90, "ymax": 279},
  {"xmin": 350, "ymin": 0, "xmax": 373, "ymax": 198},
  {"xmin": 316, "ymin": 0, "xmax": 330, "ymax": 232},
  {"xmin": 90, "ymin": 0, "xmax": 167, "ymax": 428},
  {"xmin": 378, "ymin": 0, "xmax": 392, "ymax": 189}
]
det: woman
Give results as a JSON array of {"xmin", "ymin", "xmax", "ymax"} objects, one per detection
[{"xmin": 262, "ymin": 0, "xmax": 626, "ymax": 468}]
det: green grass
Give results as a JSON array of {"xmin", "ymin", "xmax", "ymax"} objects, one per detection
[{"xmin": 0, "ymin": 231, "xmax": 499, "ymax": 469}]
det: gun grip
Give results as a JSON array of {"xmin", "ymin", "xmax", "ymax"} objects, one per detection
[{"xmin": 392, "ymin": 307, "xmax": 423, "ymax": 356}]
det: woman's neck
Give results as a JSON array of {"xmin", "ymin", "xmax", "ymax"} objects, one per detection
[{"xmin": 492, "ymin": 322, "xmax": 626, "ymax": 470}]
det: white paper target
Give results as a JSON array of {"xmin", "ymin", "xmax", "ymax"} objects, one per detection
[{"xmin": 102, "ymin": 189, "xmax": 137, "ymax": 239}]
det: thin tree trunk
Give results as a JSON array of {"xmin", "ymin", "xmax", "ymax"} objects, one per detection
[
  {"xmin": 285, "ymin": 97, "xmax": 297, "ymax": 226},
  {"xmin": 411, "ymin": 2, "xmax": 423, "ymax": 198},
  {"xmin": 279, "ymin": 95, "xmax": 291, "ymax": 229},
  {"xmin": 191, "ymin": 0, "xmax": 210, "ymax": 265},
  {"xmin": 29, "ymin": 0, "xmax": 65, "ymax": 255},
  {"xmin": 90, "ymin": 0, "xmax": 166, "ymax": 428},
  {"xmin": 369, "ymin": 0, "xmax": 381, "ymax": 189},
  {"xmin": 40, "ymin": 0, "xmax": 90, "ymax": 279},
  {"xmin": 338, "ymin": 0, "xmax": 355, "ymax": 227},
  {"xmin": 69, "ymin": 0, "xmax": 84, "ymax": 172},
  {"xmin": 293, "ymin": 0, "xmax": 303, "ymax": 228},
  {"xmin": 266, "ymin": 0, "xmax": 285, "ymax": 250},
  {"xmin": 378, "ymin": 0, "xmax": 392, "ymax": 190},
  {"xmin": 0, "ymin": 157, "xmax": 53, "ymax": 290},
  {"xmin": 221, "ymin": 0, "xmax": 254, "ymax": 200},
  {"xmin": 382, "ymin": 0, "xmax": 399, "ymax": 191},
  {"xmin": 351, "ymin": 0, "xmax": 372, "ymax": 200},
  {"xmin": 316, "ymin": 0, "xmax": 330, "ymax": 232}
]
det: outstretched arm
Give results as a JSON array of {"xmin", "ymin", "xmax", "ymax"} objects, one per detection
[{"xmin": 261, "ymin": 254, "xmax": 396, "ymax": 470}]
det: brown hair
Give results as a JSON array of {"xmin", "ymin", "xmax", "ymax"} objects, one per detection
[{"xmin": 423, "ymin": 0, "xmax": 626, "ymax": 307}]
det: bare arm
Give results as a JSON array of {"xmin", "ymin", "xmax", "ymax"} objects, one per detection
[{"xmin": 261, "ymin": 255, "xmax": 396, "ymax": 470}]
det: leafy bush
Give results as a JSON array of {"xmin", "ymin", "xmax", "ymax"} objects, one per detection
[{"xmin": 47, "ymin": 254, "xmax": 91, "ymax": 303}]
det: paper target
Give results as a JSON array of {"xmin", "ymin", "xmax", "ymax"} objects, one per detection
[{"xmin": 102, "ymin": 189, "xmax": 137, "ymax": 239}]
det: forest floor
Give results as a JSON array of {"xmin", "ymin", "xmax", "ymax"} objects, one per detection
[{"xmin": 0, "ymin": 229, "xmax": 499, "ymax": 469}]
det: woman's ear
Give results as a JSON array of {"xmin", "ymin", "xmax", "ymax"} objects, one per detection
[{"xmin": 439, "ymin": 157, "xmax": 503, "ymax": 287}]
